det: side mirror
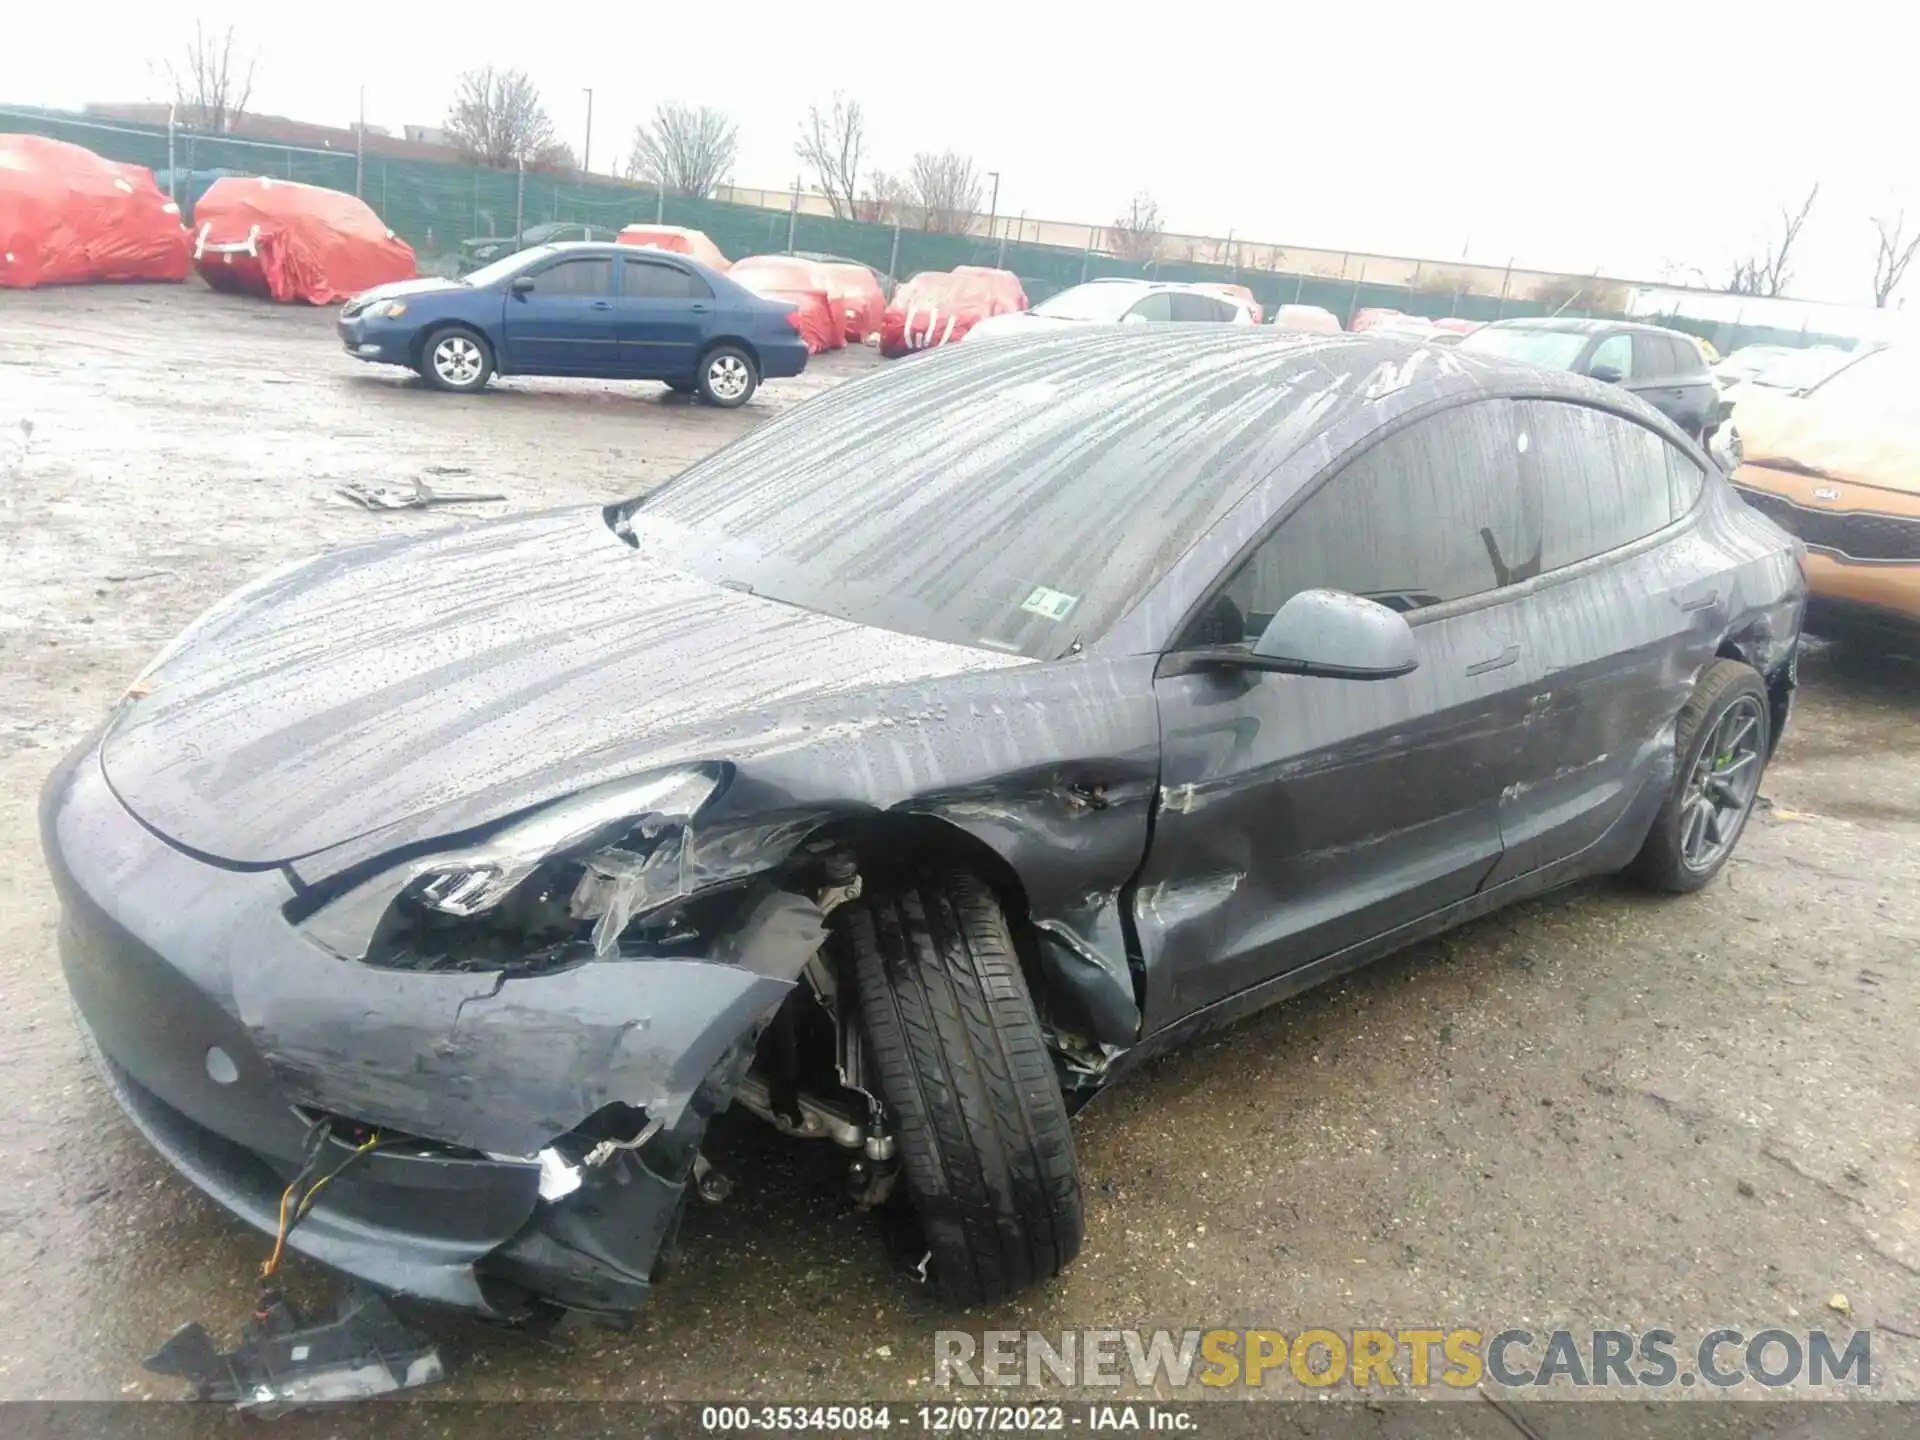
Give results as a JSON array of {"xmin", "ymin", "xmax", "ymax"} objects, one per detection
[
  {"xmin": 509, "ymin": 275, "xmax": 536, "ymax": 295},
  {"xmin": 1174, "ymin": 589, "xmax": 1419, "ymax": 680},
  {"xmin": 1587, "ymin": 362, "xmax": 1624, "ymax": 384},
  {"xmin": 1121, "ymin": 312, "xmax": 1151, "ymax": 326}
]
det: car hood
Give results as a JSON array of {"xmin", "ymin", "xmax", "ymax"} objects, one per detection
[
  {"xmin": 967, "ymin": 312, "xmax": 1082, "ymax": 340},
  {"xmin": 99, "ymin": 506, "xmax": 1024, "ymax": 867},
  {"xmin": 349, "ymin": 276, "xmax": 467, "ymax": 304},
  {"xmin": 1734, "ymin": 389, "xmax": 1920, "ymax": 497}
]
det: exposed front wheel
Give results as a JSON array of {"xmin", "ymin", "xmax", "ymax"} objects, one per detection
[
  {"xmin": 832, "ymin": 870, "xmax": 1083, "ymax": 1305},
  {"xmin": 697, "ymin": 346, "xmax": 758, "ymax": 408},
  {"xmin": 1630, "ymin": 659, "xmax": 1771, "ymax": 892},
  {"xmin": 419, "ymin": 328, "xmax": 494, "ymax": 393}
]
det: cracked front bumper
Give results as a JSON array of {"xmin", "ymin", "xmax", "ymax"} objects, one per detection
[{"xmin": 42, "ymin": 736, "xmax": 795, "ymax": 1316}]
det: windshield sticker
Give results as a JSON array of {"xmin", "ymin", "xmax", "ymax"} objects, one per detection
[{"xmin": 1020, "ymin": 586, "xmax": 1080, "ymax": 622}]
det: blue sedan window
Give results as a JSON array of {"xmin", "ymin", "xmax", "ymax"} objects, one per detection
[{"xmin": 524, "ymin": 259, "xmax": 612, "ymax": 296}]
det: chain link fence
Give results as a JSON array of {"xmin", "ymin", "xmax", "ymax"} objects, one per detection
[{"xmin": 1, "ymin": 106, "xmax": 1871, "ymax": 353}]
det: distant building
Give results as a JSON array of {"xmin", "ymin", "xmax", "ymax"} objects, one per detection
[{"xmin": 404, "ymin": 124, "xmax": 450, "ymax": 147}]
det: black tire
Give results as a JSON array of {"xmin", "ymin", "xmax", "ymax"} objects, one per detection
[
  {"xmin": 1630, "ymin": 659, "xmax": 1771, "ymax": 893},
  {"xmin": 418, "ymin": 326, "xmax": 494, "ymax": 393},
  {"xmin": 695, "ymin": 345, "xmax": 758, "ymax": 408},
  {"xmin": 832, "ymin": 870, "xmax": 1083, "ymax": 1305}
]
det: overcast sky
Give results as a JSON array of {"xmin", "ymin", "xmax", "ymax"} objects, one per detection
[{"xmin": 2, "ymin": 2, "xmax": 1907, "ymax": 306}]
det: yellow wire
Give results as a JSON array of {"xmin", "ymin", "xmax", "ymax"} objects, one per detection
[{"xmin": 260, "ymin": 1133, "xmax": 382, "ymax": 1279}]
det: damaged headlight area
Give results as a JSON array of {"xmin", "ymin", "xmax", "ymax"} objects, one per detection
[{"xmin": 294, "ymin": 768, "xmax": 726, "ymax": 973}]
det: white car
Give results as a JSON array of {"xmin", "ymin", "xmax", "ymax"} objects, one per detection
[{"xmin": 965, "ymin": 278, "xmax": 1255, "ymax": 341}]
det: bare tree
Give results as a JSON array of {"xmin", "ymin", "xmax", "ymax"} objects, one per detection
[
  {"xmin": 1106, "ymin": 192, "xmax": 1164, "ymax": 262},
  {"xmin": 529, "ymin": 140, "xmax": 579, "ymax": 176},
  {"xmin": 856, "ymin": 169, "xmax": 911, "ymax": 225},
  {"xmin": 166, "ymin": 23, "xmax": 256, "ymax": 133},
  {"xmin": 797, "ymin": 95, "xmax": 864, "ymax": 219},
  {"xmin": 907, "ymin": 150, "xmax": 982, "ymax": 233},
  {"xmin": 445, "ymin": 67, "xmax": 558, "ymax": 169},
  {"xmin": 1871, "ymin": 211, "xmax": 1920, "ymax": 308},
  {"xmin": 627, "ymin": 103, "xmax": 738, "ymax": 197},
  {"xmin": 1725, "ymin": 184, "xmax": 1820, "ymax": 297}
]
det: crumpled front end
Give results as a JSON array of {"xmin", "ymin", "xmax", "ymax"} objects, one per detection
[{"xmin": 43, "ymin": 737, "xmax": 813, "ymax": 1317}]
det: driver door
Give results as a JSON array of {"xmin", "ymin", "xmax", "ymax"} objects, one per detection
[
  {"xmin": 500, "ymin": 254, "xmax": 620, "ymax": 374},
  {"xmin": 1133, "ymin": 399, "xmax": 1543, "ymax": 1031}
]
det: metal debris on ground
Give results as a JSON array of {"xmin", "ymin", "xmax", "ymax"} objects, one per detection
[{"xmin": 335, "ymin": 478, "xmax": 505, "ymax": 511}]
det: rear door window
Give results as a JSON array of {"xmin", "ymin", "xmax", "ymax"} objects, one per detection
[
  {"xmin": 1195, "ymin": 399, "xmax": 1534, "ymax": 639},
  {"xmin": 1521, "ymin": 401, "xmax": 1679, "ymax": 569},
  {"xmin": 1170, "ymin": 292, "xmax": 1230, "ymax": 322},
  {"xmin": 1666, "ymin": 335, "xmax": 1705, "ymax": 376},
  {"xmin": 623, "ymin": 259, "xmax": 710, "ymax": 299}
]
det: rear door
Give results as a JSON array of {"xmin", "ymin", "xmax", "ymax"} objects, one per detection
[
  {"xmin": 1488, "ymin": 400, "xmax": 1723, "ymax": 881},
  {"xmin": 499, "ymin": 254, "xmax": 619, "ymax": 375},
  {"xmin": 616, "ymin": 256, "xmax": 712, "ymax": 379},
  {"xmin": 1135, "ymin": 399, "xmax": 1542, "ymax": 1029}
]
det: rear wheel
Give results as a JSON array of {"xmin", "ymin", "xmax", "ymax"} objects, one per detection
[
  {"xmin": 1630, "ymin": 659, "xmax": 1771, "ymax": 892},
  {"xmin": 832, "ymin": 870, "xmax": 1083, "ymax": 1305},
  {"xmin": 697, "ymin": 346, "xmax": 758, "ymax": 408},
  {"xmin": 419, "ymin": 328, "xmax": 493, "ymax": 393}
]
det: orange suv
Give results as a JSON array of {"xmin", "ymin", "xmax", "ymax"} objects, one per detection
[{"xmin": 1727, "ymin": 346, "xmax": 1920, "ymax": 627}]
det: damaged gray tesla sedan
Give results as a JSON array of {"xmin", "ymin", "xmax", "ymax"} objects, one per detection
[{"xmin": 44, "ymin": 328, "xmax": 1804, "ymax": 1322}]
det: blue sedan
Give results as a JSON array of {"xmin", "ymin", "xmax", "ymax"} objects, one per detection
[{"xmin": 336, "ymin": 242, "xmax": 811, "ymax": 407}]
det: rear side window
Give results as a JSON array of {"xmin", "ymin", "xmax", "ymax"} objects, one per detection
[
  {"xmin": 623, "ymin": 259, "xmax": 710, "ymax": 299},
  {"xmin": 525, "ymin": 258, "xmax": 613, "ymax": 296},
  {"xmin": 1204, "ymin": 399, "xmax": 1532, "ymax": 632},
  {"xmin": 1521, "ymin": 401, "xmax": 1679, "ymax": 569}
]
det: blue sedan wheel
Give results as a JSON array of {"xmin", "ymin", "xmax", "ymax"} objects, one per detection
[
  {"xmin": 697, "ymin": 346, "xmax": 758, "ymax": 408},
  {"xmin": 421, "ymin": 328, "xmax": 494, "ymax": 394}
]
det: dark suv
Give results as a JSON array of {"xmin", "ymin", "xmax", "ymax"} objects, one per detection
[{"xmin": 1461, "ymin": 318, "xmax": 1721, "ymax": 442}]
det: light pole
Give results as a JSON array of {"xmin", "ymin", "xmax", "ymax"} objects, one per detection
[
  {"xmin": 985, "ymin": 170, "xmax": 1000, "ymax": 248},
  {"xmin": 581, "ymin": 88, "xmax": 594, "ymax": 173}
]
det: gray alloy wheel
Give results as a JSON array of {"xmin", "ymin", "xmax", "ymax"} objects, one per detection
[
  {"xmin": 1676, "ymin": 693, "xmax": 1768, "ymax": 874},
  {"xmin": 421, "ymin": 329, "xmax": 493, "ymax": 393},
  {"xmin": 1630, "ymin": 659, "xmax": 1771, "ymax": 892},
  {"xmin": 696, "ymin": 347, "xmax": 758, "ymax": 408}
]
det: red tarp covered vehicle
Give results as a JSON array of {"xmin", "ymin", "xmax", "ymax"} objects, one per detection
[
  {"xmin": 191, "ymin": 177, "xmax": 415, "ymax": 305},
  {"xmin": 815, "ymin": 261, "xmax": 886, "ymax": 343},
  {"xmin": 727, "ymin": 255, "xmax": 842, "ymax": 354},
  {"xmin": 0, "ymin": 135, "xmax": 189, "ymax": 288},
  {"xmin": 616, "ymin": 225, "xmax": 730, "ymax": 272},
  {"xmin": 881, "ymin": 268, "xmax": 1028, "ymax": 357}
]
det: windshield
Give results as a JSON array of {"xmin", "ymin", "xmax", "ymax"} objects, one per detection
[
  {"xmin": 615, "ymin": 338, "xmax": 1352, "ymax": 659},
  {"xmin": 1032, "ymin": 283, "xmax": 1147, "ymax": 322},
  {"xmin": 463, "ymin": 245, "xmax": 557, "ymax": 289},
  {"xmin": 1457, "ymin": 326, "xmax": 1589, "ymax": 369}
]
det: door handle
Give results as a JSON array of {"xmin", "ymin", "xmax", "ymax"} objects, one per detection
[
  {"xmin": 591, "ymin": 300, "xmax": 613, "ymax": 311},
  {"xmin": 1466, "ymin": 644, "xmax": 1521, "ymax": 676},
  {"xmin": 1678, "ymin": 588, "xmax": 1721, "ymax": 613},
  {"xmin": 689, "ymin": 302, "xmax": 711, "ymax": 313}
]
